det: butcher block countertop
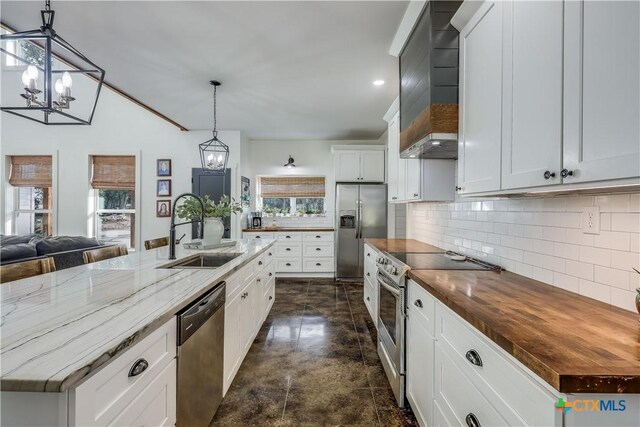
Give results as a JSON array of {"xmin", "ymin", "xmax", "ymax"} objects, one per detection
[
  {"xmin": 365, "ymin": 238, "xmax": 443, "ymax": 253},
  {"xmin": 242, "ymin": 227, "xmax": 334, "ymax": 232},
  {"xmin": 408, "ymin": 269, "xmax": 640, "ymax": 394}
]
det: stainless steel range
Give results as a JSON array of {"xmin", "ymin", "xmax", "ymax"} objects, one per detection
[{"xmin": 375, "ymin": 251, "xmax": 500, "ymax": 407}]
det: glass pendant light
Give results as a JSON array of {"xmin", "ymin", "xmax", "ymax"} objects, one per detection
[
  {"xmin": 199, "ymin": 81, "xmax": 229, "ymax": 174},
  {"xmin": 0, "ymin": 0, "xmax": 105, "ymax": 125}
]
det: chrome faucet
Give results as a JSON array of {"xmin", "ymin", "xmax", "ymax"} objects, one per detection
[{"xmin": 169, "ymin": 193, "xmax": 205, "ymax": 259}]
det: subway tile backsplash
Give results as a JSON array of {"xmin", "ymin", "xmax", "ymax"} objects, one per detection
[{"xmin": 406, "ymin": 192, "xmax": 640, "ymax": 312}]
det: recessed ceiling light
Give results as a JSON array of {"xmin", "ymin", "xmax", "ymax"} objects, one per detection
[
  {"xmin": 373, "ymin": 80, "xmax": 385, "ymax": 86},
  {"xmin": 431, "ymin": 141, "xmax": 441, "ymax": 146},
  {"xmin": 409, "ymin": 155, "xmax": 416, "ymax": 158}
]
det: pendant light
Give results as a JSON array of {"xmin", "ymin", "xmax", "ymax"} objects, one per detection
[
  {"xmin": 284, "ymin": 155, "xmax": 296, "ymax": 168},
  {"xmin": 0, "ymin": 0, "xmax": 105, "ymax": 125},
  {"xmin": 199, "ymin": 81, "xmax": 229, "ymax": 174}
]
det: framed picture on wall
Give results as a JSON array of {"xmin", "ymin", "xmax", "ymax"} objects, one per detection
[
  {"xmin": 157, "ymin": 179, "xmax": 171, "ymax": 197},
  {"xmin": 241, "ymin": 176, "xmax": 250, "ymax": 208},
  {"xmin": 156, "ymin": 200, "xmax": 171, "ymax": 217},
  {"xmin": 157, "ymin": 159, "xmax": 171, "ymax": 176}
]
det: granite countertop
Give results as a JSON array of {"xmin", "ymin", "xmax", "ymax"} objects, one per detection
[
  {"xmin": 409, "ymin": 269, "xmax": 640, "ymax": 394},
  {"xmin": 242, "ymin": 227, "xmax": 335, "ymax": 232},
  {"xmin": 0, "ymin": 239, "xmax": 274, "ymax": 393},
  {"xmin": 365, "ymin": 238, "xmax": 443, "ymax": 254}
]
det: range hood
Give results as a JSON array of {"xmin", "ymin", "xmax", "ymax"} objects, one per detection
[{"xmin": 399, "ymin": 1, "xmax": 461, "ymax": 159}]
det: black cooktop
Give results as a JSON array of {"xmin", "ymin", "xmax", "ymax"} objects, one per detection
[{"xmin": 387, "ymin": 252, "xmax": 500, "ymax": 271}]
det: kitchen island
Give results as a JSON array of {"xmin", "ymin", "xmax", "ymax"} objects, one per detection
[{"xmin": 1, "ymin": 239, "xmax": 275, "ymax": 426}]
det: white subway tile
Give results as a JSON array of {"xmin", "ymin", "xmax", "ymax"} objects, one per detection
[
  {"xmin": 566, "ymin": 260, "xmax": 594, "ymax": 281},
  {"xmin": 630, "ymin": 194, "xmax": 640, "ymax": 213},
  {"xmin": 565, "ymin": 195, "xmax": 594, "ymax": 212},
  {"xmin": 554, "ymin": 212, "xmax": 581, "ymax": 228},
  {"xmin": 542, "ymin": 227, "xmax": 566, "ymax": 242},
  {"xmin": 610, "ymin": 250, "xmax": 640, "ymax": 271},
  {"xmin": 554, "ymin": 272, "xmax": 580, "ymax": 293},
  {"xmin": 552, "ymin": 257, "xmax": 566, "ymax": 273},
  {"xmin": 579, "ymin": 246, "xmax": 611, "ymax": 267},
  {"xmin": 565, "ymin": 228, "xmax": 594, "ymax": 246},
  {"xmin": 601, "ymin": 213, "xmax": 611, "ymax": 231},
  {"xmin": 593, "ymin": 231, "xmax": 630, "ymax": 251},
  {"xmin": 523, "ymin": 225, "xmax": 543, "ymax": 239},
  {"xmin": 554, "ymin": 242, "xmax": 581, "ymax": 261},
  {"xmin": 542, "ymin": 197, "xmax": 566, "ymax": 212},
  {"xmin": 515, "ymin": 262, "xmax": 533, "ymax": 277},
  {"xmin": 611, "ymin": 213, "xmax": 640, "ymax": 233},
  {"xmin": 610, "ymin": 288, "xmax": 637, "ymax": 312},
  {"xmin": 631, "ymin": 233, "xmax": 640, "ymax": 253},
  {"xmin": 508, "ymin": 224, "xmax": 524, "ymax": 237},
  {"xmin": 594, "ymin": 266, "xmax": 630, "ymax": 290},
  {"xmin": 481, "ymin": 201, "xmax": 494, "ymax": 212},
  {"xmin": 579, "ymin": 279, "xmax": 611, "ymax": 304},
  {"xmin": 595, "ymin": 194, "xmax": 630, "ymax": 213},
  {"xmin": 532, "ymin": 267, "xmax": 554, "ymax": 284}
]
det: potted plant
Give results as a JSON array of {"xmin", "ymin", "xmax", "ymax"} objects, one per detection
[{"xmin": 175, "ymin": 195, "xmax": 242, "ymax": 245}]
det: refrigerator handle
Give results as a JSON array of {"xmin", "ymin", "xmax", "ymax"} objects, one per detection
[{"xmin": 357, "ymin": 199, "xmax": 362, "ymax": 239}]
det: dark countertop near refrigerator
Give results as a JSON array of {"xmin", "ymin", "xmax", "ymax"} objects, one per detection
[
  {"xmin": 408, "ymin": 269, "xmax": 640, "ymax": 394},
  {"xmin": 242, "ymin": 227, "xmax": 335, "ymax": 232},
  {"xmin": 365, "ymin": 238, "xmax": 443, "ymax": 254}
]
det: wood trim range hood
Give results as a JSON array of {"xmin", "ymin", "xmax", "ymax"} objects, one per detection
[{"xmin": 399, "ymin": 1, "xmax": 462, "ymax": 159}]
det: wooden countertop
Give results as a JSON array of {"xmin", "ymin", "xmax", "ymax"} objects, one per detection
[
  {"xmin": 408, "ymin": 269, "xmax": 640, "ymax": 394},
  {"xmin": 365, "ymin": 238, "xmax": 443, "ymax": 253},
  {"xmin": 242, "ymin": 227, "xmax": 334, "ymax": 232}
]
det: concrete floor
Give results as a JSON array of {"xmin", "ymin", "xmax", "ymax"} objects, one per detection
[{"xmin": 210, "ymin": 279, "xmax": 418, "ymax": 427}]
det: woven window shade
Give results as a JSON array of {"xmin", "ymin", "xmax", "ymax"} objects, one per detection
[
  {"xmin": 9, "ymin": 156, "xmax": 52, "ymax": 187},
  {"xmin": 91, "ymin": 156, "xmax": 135, "ymax": 190},
  {"xmin": 261, "ymin": 176, "xmax": 325, "ymax": 198}
]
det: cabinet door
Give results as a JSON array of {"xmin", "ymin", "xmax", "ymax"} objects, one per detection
[
  {"xmin": 387, "ymin": 113, "xmax": 400, "ymax": 202},
  {"xmin": 406, "ymin": 312, "xmax": 435, "ymax": 427},
  {"xmin": 501, "ymin": 0, "xmax": 563, "ymax": 189},
  {"xmin": 458, "ymin": 1, "xmax": 503, "ymax": 194},
  {"xmin": 563, "ymin": 1, "xmax": 640, "ymax": 183},
  {"xmin": 397, "ymin": 157, "xmax": 407, "ymax": 202},
  {"xmin": 240, "ymin": 282, "xmax": 256, "ymax": 354},
  {"xmin": 223, "ymin": 292, "xmax": 241, "ymax": 391},
  {"xmin": 334, "ymin": 151, "xmax": 361, "ymax": 182},
  {"xmin": 360, "ymin": 151, "xmax": 385, "ymax": 182},
  {"xmin": 405, "ymin": 160, "xmax": 421, "ymax": 200}
]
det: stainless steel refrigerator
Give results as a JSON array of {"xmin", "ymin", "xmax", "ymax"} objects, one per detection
[{"xmin": 336, "ymin": 184, "xmax": 387, "ymax": 278}]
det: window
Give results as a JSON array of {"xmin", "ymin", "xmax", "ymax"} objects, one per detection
[
  {"xmin": 259, "ymin": 176, "xmax": 326, "ymax": 216},
  {"xmin": 91, "ymin": 156, "xmax": 136, "ymax": 249},
  {"xmin": 9, "ymin": 156, "xmax": 53, "ymax": 235}
]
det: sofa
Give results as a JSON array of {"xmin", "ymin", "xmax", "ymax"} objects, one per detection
[{"xmin": 1, "ymin": 235, "xmax": 104, "ymax": 270}]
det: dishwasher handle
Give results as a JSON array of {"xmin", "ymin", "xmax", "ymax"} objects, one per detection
[{"xmin": 178, "ymin": 281, "xmax": 226, "ymax": 345}]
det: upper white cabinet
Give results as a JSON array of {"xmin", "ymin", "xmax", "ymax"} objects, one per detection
[
  {"xmin": 457, "ymin": 0, "xmax": 504, "ymax": 194},
  {"xmin": 332, "ymin": 146, "xmax": 385, "ymax": 183},
  {"xmin": 501, "ymin": 0, "xmax": 564, "ymax": 189},
  {"xmin": 563, "ymin": 0, "xmax": 640, "ymax": 183},
  {"xmin": 454, "ymin": 0, "xmax": 640, "ymax": 195},
  {"xmin": 387, "ymin": 112, "xmax": 401, "ymax": 201}
]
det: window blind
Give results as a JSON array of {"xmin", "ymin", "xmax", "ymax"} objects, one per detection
[
  {"xmin": 260, "ymin": 176, "xmax": 325, "ymax": 198},
  {"xmin": 91, "ymin": 156, "xmax": 135, "ymax": 190},
  {"xmin": 9, "ymin": 155, "xmax": 52, "ymax": 187}
]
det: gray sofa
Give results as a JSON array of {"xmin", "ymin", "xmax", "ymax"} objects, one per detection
[{"xmin": 1, "ymin": 235, "xmax": 104, "ymax": 270}]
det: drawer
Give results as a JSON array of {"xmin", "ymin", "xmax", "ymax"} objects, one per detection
[
  {"xmin": 363, "ymin": 276, "xmax": 376, "ymax": 323},
  {"xmin": 265, "ymin": 278, "xmax": 275, "ymax": 315},
  {"xmin": 302, "ymin": 257, "xmax": 334, "ymax": 272},
  {"xmin": 302, "ymin": 241, "xmax": 334, "ymax": 257},
  {"xmin": 70, "ymin": 317, "xmax": 177, "ymax": 426},
  {"xmin": 407, "ymin": 279, "xmax": 436, "ymax": 336},
  {"xmin": 363, "ymin": 243, "xmax": 379, "ymax": 260},
  {"xmin": 303, "ymin": 231, "xmax": 334, "ymax": 242},
  {"xmin": 243, "ymin": 232, "xmax": 274, "ymax": 240},
  {"xmin": 274, "ymin": 231, "xmax": 302, "ymax": 241},
  {"xmin": 275, "ymin": 258, "xmax": 302, "ymax": 272},
  {"xmin": 228, "ymin": 261, "xmax": 254, "ymax": 299},
  {"xmin": 434, "ymin": 344, "xmax": 509, "ymax": 427},
  {"xmin": 437, "ymin": 304, "xmax": 556, "ymax": 427},
  {"xmin": 274, "ymin": 242, "xmax": 302, "ymax": 257},
  {"xmin": 364, "ymin": 256, "xmax": 377, "ymax": 282}
]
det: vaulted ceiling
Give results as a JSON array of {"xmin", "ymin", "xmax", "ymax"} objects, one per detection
[{"xmin": 2, "ymin": 1, "xmax": 406, "ymax": 139}]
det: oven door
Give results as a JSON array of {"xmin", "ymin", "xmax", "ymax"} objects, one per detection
[{"xmin": 376, "ymin": 270, "xmax": 405, "ymax": 375}]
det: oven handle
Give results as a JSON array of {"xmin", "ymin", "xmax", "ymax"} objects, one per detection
[{"xmin": 377, "ymin": 272, "xmax": 400, "ymax": 297}]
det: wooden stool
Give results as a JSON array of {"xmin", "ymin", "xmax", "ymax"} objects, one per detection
[
  {"xmin": 0, "ymin": 257, "xmax": 56, "ymax": 284},
  {"xmin": 83, "ymin": 244, "xmax": 129, "ymax": 264},
  {"xmin": 144, "ymin": 237, "xmax": 169, "ymax": 250}
]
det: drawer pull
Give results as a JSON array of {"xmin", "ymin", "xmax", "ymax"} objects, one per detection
[
  {"xmin": 128, "ymin": 358, "xmax": 149, "ymax": 377},
  {"xmin": 465, "ymin": 350, "xmax": 483, "ymax": 367},
  {"xmin": 315, "ymin": 235, "xmax": 321, "ymax": 238},
  {"xmin": 366, "ymin": 296, "xmax": 370, "ymax": 301},
  {"xmin": 316, "ymin": 263, "xmax": 321, "ymax": 266},
  {"xmin": 286, "ymin": 248, "xmax": 291, "ymax": 251},
  {"xmin": 367, "ymin": 252, "xmax": 370, "ymax": 257},
  {"xmin": 256, "ymin": 236, "xmax": 261, "ymax": 238},
  {"xmin": 414, "ymin": 299, "xmax": 423, "ymax": 308},
  {"xmin": 286, "ymin": 263, "xmax": 291, "ymax": 266},
  {"xmin": 286, "ymin": 235, "xmax": 291, "ymax": 238},
  {"xmin": 366, "ymin": 272, "xmax": 370, "ymax": 276},
  {"xmin": 269, "ymin": 272, "xmax": 273, "ymax": 277},
  {"xmin": 465, "ymin": 413, "xmax": 481, "ymax": 427},
  {"xmin": 315, "ymin": 247, "xmax": 321, "ymax": 251},
  {"xmin": 258, "ymin": 261, "xmax": 263, "ymax": 265},
  {"xmin": 269, "ymin": 296, "xmax": 273, "ymax": 300}
]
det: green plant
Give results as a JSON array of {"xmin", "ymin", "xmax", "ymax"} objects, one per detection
[{"xmin": 176, "ymin": 195, "xmax": 242, "ymax": 221}]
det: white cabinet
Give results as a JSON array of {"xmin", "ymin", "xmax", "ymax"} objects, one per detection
[
  {"xmin": 563, "ymin": 0, "xmax": 640, "ymax": 183},
  {"xmin": 405, "ymin": 160, "xmax": 421, "ymax": 201},
  {"xmin": 501, "ymin": 0, "xmax": 564, "ymax": 190},
  {"xmin": 387, "ymin": 112, "xmax": 401, "ymax": 202},
  {"xmin": 363, "ymin": 243, "xmax": 379, "ymax": 325},
  {"xmin": 332, "ymin": 146, "xmax": 385, "ymax": 183},
  {"xmin": 457, "ymin": 0, "xmax": 503, "ymax": 194}
]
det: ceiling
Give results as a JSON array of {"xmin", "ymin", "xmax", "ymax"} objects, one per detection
[{"xmin": 1, "ymin": 1, "xmax": 406, "ymax": 140}]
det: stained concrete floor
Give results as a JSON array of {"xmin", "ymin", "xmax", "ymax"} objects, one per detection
[{"xmin": 210, "ymin": 279, "xmax": 418, "ymax": 427}]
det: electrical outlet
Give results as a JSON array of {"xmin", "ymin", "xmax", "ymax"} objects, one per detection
[{"xmin": 582, "ymin": 206, "xmax": 600, "ymax": 235}]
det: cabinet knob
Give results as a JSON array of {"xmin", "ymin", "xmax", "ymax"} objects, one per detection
[
  {"xmin": 543, "ymin": 170, "xmax": 556, "ymax": 179},
  {"xmin": 269, "ymin": 296, "xmax": 273, "ymax": 301},
  {"xmin": 269, "ymin": 272, "xmax": 273, "ymax": 277},
  {"xmin": 268, "ymin": 252, "xmax": 272, "ymax": 256},
  {"xmin": 315, "ymin": 247, "xmax": 321, "ymax": 251},
  {"xmin": 366, "ymin": 296, "xmax": 370, "ymax": 301},
  {"xmin": 258, "ymin": 261, "xmax": 263, "ymax": 265},
  {"xmin": 455, "ymin": 186, "xmax": 462, "ymax": 191},
  {"xmin": 366, "ymin": 272, "xmax": 370, "ymax": 276},
  {"xmin": 392, "ymin": 196, "xmax": 398, "ymax": 200},
  {"xmin": 286, "ymin": 248, "xmax": 291, "ymax": 251},
  {"xmin": 414, "ymin": 299, "xmax": 423, "ymax": 308},
  {"xmin": 465, "ymin": 413, "xmax": 481, "ymax": 427},
  {"xmin": 128, "ymin": 358, "xmax": 149, "ymax": 377},
  {"xmin": 286, "ymin": 263, "xmax": 291, "ymax": 266},
  {"xmin": 367, "ymin": 253, "xmax": 370, "ymax": 257},
  {"xmin": 413, "ymin": 193, "xmax": 419, "ymax": 197},
  {"xmin": 561, "ymin": 168, "xmax": 574, "ymax": 178},
  {"xmin": 316, "ymin": 263, "xmax": 321, "ymax": 266},
  {"xmin": 257, "ymin": 278, "xmax": 261, "ymax": 283},
  {"xmin": 465, "ymin": 349, "xmax": 483, "ymax": 367}
]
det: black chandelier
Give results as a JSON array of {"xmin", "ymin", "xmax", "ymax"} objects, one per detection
[
  {"xmin": 0, "ymin": 0, "xmax": 105, "ymax": 125},
  {"xmin": 199, "ymin": 80, "xmax": 229, "ymax": 174}
]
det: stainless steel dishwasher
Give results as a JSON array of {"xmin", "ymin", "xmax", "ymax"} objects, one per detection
[{"xmin": 177, "ymin": 281, "xmax": 225, "ymax": 426}]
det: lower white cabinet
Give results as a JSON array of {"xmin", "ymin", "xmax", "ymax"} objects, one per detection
[{"xmin": 363, "ymin": 243, "xmax": 379, "ymax": 326}]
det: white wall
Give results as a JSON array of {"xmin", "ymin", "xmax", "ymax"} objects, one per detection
[
  {"xmin": 248, "ymin": 139, "xmax": 382, "ymax": 225},
  {"xmin": 1, "ymin": 84, "xmax": 245, "ymax": 248},
  {"xmin": 406, "ymin": 193, "xmax": 640, "ymax": 312}
]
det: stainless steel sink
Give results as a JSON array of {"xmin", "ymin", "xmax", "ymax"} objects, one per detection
[{"xmin": 159, "ymin": 253, "xmax": 243, "ymax": 269}]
